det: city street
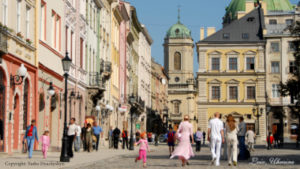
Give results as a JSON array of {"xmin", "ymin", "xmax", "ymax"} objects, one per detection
[{"xmin": 1, "ymin": 143, "xmax": 300, "ymax": 169}]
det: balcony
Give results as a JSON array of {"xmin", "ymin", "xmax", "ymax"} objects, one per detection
[
  {"xmin": 0, "ymin": 28, "xmax": 8, "ymax": 54},
  {"xmin": 100, "ymin": 60, "xmax": 112, "ymax": 81},
  {"xmin": 88, "ymin": 72, "xmax": 105, "ymax": 89},
  {"xmin": 169, "ymin": 113, "xmax": 182, "ymax": 121}
]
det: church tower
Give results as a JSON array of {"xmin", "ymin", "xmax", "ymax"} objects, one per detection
[{"xmin": 164, "ymin": 8, "xmax": 197, "ymax": 131}]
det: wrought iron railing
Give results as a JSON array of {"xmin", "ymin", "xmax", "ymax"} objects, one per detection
[{"xmin": 89, "ymin": 72, "xmax": 105, "ymax": 89}]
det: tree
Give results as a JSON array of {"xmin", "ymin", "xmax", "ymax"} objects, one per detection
[{"xmin": 280, "ymin": 20, "xmax": 300, "ymax": 146}]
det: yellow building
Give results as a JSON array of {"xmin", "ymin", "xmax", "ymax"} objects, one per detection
[
  {"xmin": 110, "ymin": 2, "xmax": 121, "ymax": 127},
  {"xmin": 196, "ymin": 8, "xmax": 267, "ymax": 142}
]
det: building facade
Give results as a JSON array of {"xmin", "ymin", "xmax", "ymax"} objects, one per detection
[
  {"xmin": 197, "ymin": 8, "xmax": 267, "ymax": 142},
  {"xmin": 0, "ymin": 0, "xmax": 38, "ymax": 153}
]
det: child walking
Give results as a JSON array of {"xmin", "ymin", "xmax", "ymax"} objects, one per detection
[
  {"xmin": 41, "ymin": 131, "xmax": 50, "ymax": 159},
  {"xmin": 135, "ymin": 132, "xmax": 149, "ymax": 168}
]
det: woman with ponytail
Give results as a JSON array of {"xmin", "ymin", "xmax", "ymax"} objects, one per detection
[{"xmin": 225, "ymin": 114, "xmax": 239, "ymax": 166}]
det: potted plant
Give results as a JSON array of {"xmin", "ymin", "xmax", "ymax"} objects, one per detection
[
  {"xmin": 26, "ymin": 38, "xmax": 32, "ymax": 45},
  {"xmin": 16, "ymin": 32, "xmax": 24, "ymax": 39}
]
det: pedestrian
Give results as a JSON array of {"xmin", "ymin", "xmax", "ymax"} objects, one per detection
[
  {"xmin": 67, "ymin": 118, "xmax": 77, "ymax": 158},
  {"xmin": 147, "ymin": 132, "xmax": 152, "ymax": 142},
  {"xmin": 202, "ymin": 131, "xmax": 206, "ymax": 145},
  {"xmin": 136, "ymin": 131, "xmax": 141, "ymax": 142},
  {"xmin": 237, "ymin": 117, "xmax": 247, "ymax": 160},
  {"xmin": 195, "ymin": 127, "xmax": 203, "ymax": 152},
  {"xmin": 167, "ymin": 127, "xmax": 176, "ymax": 157},
  {"xmin": 41, "ymin": 130, "xmax": 50, "ymax": 159},
  {"xmin": 23, "ymin": 120, "xmax": 39, "ymax": 159},
  {"xmin": 113, "ymin": 127, "xmax": 121, "ymax": 149},
  {"xmin": 81, "ymin": 123, "xmax": 87, "ymax": 151},
  {"xmin": 93, "ymin": 122, "xmax": 103, "ymax": 151},
  {"xmin": 108, "ymin": 126, "xmax": 113, "ymax": 149},
  {"xmin": 274, "ymin": 131, "xmax": 279, "ymax": 148},
  {"xmin": 246, "ymin": 127, "xmax": 255, "ymax": 152},
  {"xmin": 267, "ymin": 132, "xmax": 274, "ymax": 150},
  {"xmin": 225, "ymin": 114, "xmax": 238, "ymax": 166},
  {"xmin": 135, "ymin": 132, "xmax": 150, "ymax": 168},
  {"xmin": 207, "ymin": 112, "xmax": 224, "ymax": 166},
  {"xmin": 85, "ymin": 123, "xmax": 94, "ymax": 152},
  {"xmin": 170, "ymin": 115, "xmax": 194, "ymax": 167},
  {"xmin": 122, "ymin": 129, "xmax": 129, "ymax": 149},
  {"xmin": 74, "ymin": 124, "xmax": 81, "ymax": 152}
]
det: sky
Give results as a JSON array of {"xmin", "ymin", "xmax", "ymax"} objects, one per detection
[{"xmin": 125, "ymin": 0, "xmax": 299, "ymax": 73}]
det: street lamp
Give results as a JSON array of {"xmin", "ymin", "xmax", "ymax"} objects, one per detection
[
  {"xmin": 252, "ymin": 103, "xmax": 263, "ymax": 135},
  {"xmin": 10, "ymin": 63, "xmax": 27, "ymax": 86},
  {"xmin": 129, "ymin": 94, "xmax": 136, "ymax": 150},
  {"xmin": 47, "ymin": 82, "xmax": 55, "ymax": 96},
  {"xmin": 60, "ymin": 52, "xmax": 72, "ymax": 162}
]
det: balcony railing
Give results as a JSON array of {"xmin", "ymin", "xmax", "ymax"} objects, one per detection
[
  {"xmin": 89, "ymin": 72, "xmax": 105, "ymax": 89},
  {"xmin": 0, "ymin": 28, "xmax": 8, "ymax": 54}
]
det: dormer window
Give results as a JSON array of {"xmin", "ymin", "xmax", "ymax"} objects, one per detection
[
  {"xmin": 223, "ymin": 33, "xmax": 230, "ymax": 39},
  {"xmin": 175, "ymin": 28, "xmax": 180, "ymax": 35},
  {"xmin": 247, "ymin": 17, "xmax": 255, "ymax": 22},
  {"xmin": 242, "ymin": 33, "xmax": 249, "ymax": 39}
]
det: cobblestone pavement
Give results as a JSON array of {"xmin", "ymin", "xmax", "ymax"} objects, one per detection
[{"xmin": 81, "ymin": 144, "xmax": 300, "ymax": 169}]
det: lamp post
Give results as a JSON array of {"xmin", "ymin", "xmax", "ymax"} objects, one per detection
[
  {"xmin": 60, "ymin": 52, "xmax": 72, "ymax": 162},
  {"xmin": 252, "ymin": 103, "xmax": 263, "ymax": 136},
  {"xmin": 129, "ymin": 95, "xmax": 136, "ymax": 150},
  {"xmin": 10, "ymin": 63, "xmax": 27, "ymax": 86}
]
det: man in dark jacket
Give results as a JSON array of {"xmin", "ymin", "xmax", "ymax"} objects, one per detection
[
  {"xmin": 81, "ymin": 123, "xmax": 87, "ymax": 151},
  {"xmin": 113, "ymin": 127, "xmax": 121, "ymax": 149}
]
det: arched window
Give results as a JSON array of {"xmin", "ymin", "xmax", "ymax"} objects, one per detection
[
  {"xmin": 174, "ymin": 52, "xmax": 181, "ymax": 70},
  {"xmin": 23, "ymin": 80, "xmax": 29, "ymax": 130}
]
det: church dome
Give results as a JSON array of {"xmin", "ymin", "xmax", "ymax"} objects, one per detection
[
  {"xmin": 225, "ymin": 0, "xmax": 294, "ymax": 20},
  {"xmin": 166, "ymin": 21, "xmax": 191, "ymax": 39}
]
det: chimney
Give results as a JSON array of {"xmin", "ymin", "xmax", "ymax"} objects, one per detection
[
  {"xmin": 207, "ymin": 27, "xmax": 216, "ymax": 37},
  {"xmin": 245, "ymin": 0, "xmax": 255, "ymax": 13},
  {"xmin": 200, "ymin": 27, "xmax": 205, "ymax": 41}
]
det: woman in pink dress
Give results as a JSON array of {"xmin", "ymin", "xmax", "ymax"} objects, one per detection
[
  {"xmin": 41, "ymin": 131, "xmax": 50, "ymax": 159},
  {"xmin": 170, "ymin": 115, "xmax": 194, "ymax": 166}
]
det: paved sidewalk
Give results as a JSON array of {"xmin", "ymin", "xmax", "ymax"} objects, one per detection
[{"xmin": 0, "ymin": 145, "xmax": 155, "ymax": 169}]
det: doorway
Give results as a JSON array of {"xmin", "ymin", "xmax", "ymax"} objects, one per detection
[{"xmin": 13, "ymin": 95, "xmax": 20, "ymax": 150}]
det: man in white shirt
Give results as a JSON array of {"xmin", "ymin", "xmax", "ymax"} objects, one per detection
[
  {"xmin": 74, "ymin": 124, "xmax": 81, "ymax": 152},
  {"xmin": 208, "ymin": 112, "xmax": 224, "ymax": 166},
  {"xmin": 67, "ymin": 118, "xmax": 77, "ymax": 158},
  {"xmin": 246, "ymin": 127, "xmax": 255, "ymax": 152}
]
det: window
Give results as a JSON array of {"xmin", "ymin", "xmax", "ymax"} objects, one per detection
[
  {"xmin": 70, "ymin": 31, "xmax": 73, "ymax": 59},
  {"xmin": 271, "ymin": 61, "xmax": 280, "ymax": 73},
  {"xmin": 269, "ymin": 19, "xmax": 277, "ymax": 25},
  {"xmin": 65, "ymin": 26, "xmax": 68, "ymax": 51},
  {"xmin": 80, "ymin": 38, "xmax": 83, "ymax": 68},
  {"xmin": 247, "ymin": 86, "xmax": 255, "ymax": 99},
  {"xmin": 246, "ymin": 57, "xmax": 255, "ymax": 70},
  {"xmin": 26, "ymin": 6, "xmax": 30, "ymax": 38},
  {"xmin": 272, "ymin": 84, "xmax": 280, "ymax": 98},
  {"xmin": 247, "ymin": 17, "xmax": 255, "ymax": 22},
  {"xmin": 174, "ymin": 52, "xmax": 181, "ymax": 70},
  {"xmin": 17, "ymin": 0, "xmax": 21, "ymax": 33},
  {"xmin": 229, "ymin": 86, "xmax": 238, "ymax": 100},
  {"xmin": 52, "ymin": 11, "xmax": 61, "ymax": 50},
  {"xmin": 242, "ymin": 33, "xmax": 249, "ymax": 39},
  {"xmin": 229, "ymin": 58, "xmax": 237, "ymax": 70},
  {"xmin": 286, "ymin": 19, "xmax": 293, "ymax": 26},
  {"xmin": 289, "ymin": 61, "xmax": 296, "ymax": 73},
  {"xmin": 271, "ymin": 42, "xmax": 279, "ymax": 52},
  {"xmin": 288, "ymin": 42, "xmax": 296, "ymax": 52},
  {"xmin": 212, "ymin": 86, "xmax": 220, "ymax": 99},
  {"xmin": 223, "ymin": 33, "xmax": 230, "ymax": 39},
  {"xmin": 174, "ymin": 102, "xmax": 180, "ymax": 114},
  {"xmin": 2, "ymin": 0, "xmax": 8, "ymax": 25},
  {"xmin": 212, "ymin": 58, "xmax": 220, "ymax": 70},
  {"xmin": 40, "ymin": 1, "xmax": 46, "ymax": 40}
]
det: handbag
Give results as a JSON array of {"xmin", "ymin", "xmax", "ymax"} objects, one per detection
[{"xmin": 22, "ymin": 140, "xmax": 27, "ymax": 153}]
